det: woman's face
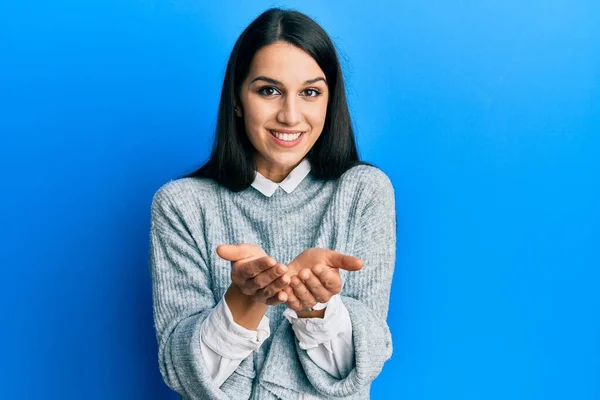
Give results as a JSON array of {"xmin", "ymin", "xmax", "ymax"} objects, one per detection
[{"xmin": 237, "ymin": 41, "xmax": 329, "ymax": 182}]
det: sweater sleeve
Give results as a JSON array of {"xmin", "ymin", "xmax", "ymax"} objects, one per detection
[
  {"xmin": 149, "ymin": 186, "xmax": 251, "ymax": 400},
  {"xmin": 295, "ymin": 170, "xmax": 396, "ymax": 397}
]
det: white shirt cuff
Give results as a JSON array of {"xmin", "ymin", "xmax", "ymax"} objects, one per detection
[
  {"xmin": 282, "ymin": 294, "xmax": 352, "ymax": 350},
  {"xmin": 200, "ymin": 294, "xmax": 270, "ymax": 359}
]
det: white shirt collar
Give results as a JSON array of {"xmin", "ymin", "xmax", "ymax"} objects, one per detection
[{"xmin": 251, "ymin": 158, "xmax": 312, "ymax": 197}]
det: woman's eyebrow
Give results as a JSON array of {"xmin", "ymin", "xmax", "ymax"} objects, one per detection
[{"xmin": 250, "ymin": 76, "xmax": 327, "ymax": 85}]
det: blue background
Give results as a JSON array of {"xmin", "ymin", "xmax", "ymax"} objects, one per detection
[{"xmin": 1, "ymin": 1, "xmax": 598, "ymax": 399}]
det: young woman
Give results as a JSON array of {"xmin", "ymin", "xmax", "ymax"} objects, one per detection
[{"xmin": 149, "ymin": 7, "xmax": 396, "ymax": 400}]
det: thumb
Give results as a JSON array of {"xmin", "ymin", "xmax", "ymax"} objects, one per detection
[
  {"xmin": 216, "ymin": 244, "xmax": 243, "ymax": 261},
  {"xmin": 327, "ymin": 250, "xmax": 364, "ymax": 271},
  {"xmin": 216, "ymin": 243, "xmax": 261, "ymax": 262}
]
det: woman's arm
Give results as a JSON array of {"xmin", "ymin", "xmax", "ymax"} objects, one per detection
[
  {"xmin": 149, "ymin": 186, "xmax": 287, "ymax": 399},
  {"xmin": 257, "ymin": 169, "xmax": 397, "ymax": 399},
  {"xmin": 150, "ymin": 186, "xmax": 231, "ymax": 400},
  {"xmin": 294, "ymin": 170, "xmax": 397, "ymax": 397}
]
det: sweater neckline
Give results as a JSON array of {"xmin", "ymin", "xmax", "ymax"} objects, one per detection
[{"xmin": 232, "ymin": 172, "xmax": 327, "ymax": 213}]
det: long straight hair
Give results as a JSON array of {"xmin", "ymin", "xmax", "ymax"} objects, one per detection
[{"xmin": 182, "ymin": 8, "xmax": 374, "ymax": 191}]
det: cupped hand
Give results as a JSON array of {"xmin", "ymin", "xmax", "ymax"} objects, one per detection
[
  {"xmin": 281, "ymin": 264, "xmax": 339, "ymax": 313},
  {"xmin": 216, "ymin": 243, "xmax": 290, "ymax": 304},
  {"xmin": 272, "ymin": 248, "xmax": 364, "ymax": 310},
  {"xmin": 287, "ymin": 248, "xmax": 364, "ymax": 277}
]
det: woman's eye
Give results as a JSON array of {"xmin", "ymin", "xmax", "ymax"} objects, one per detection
[
  {"xmin": 302, "ymin": 89, "xmax": 321, "ymax": 98},
  {"xmin": 258, "ymin": 86, "xmax": 280, "ymax": 96}
]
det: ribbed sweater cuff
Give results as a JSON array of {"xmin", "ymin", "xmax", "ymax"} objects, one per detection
[
  {"xmin": 294, "ymin": 296, "xmax": 393, "ymax": 397},
  {"xmin": 163, "ymin": 311, "xmax": 231, "ymax": 400}
]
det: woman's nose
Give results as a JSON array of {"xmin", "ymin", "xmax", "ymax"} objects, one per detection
[{"xmin": 276, "ymin": 96, "xmax": 301, "ymax": 126}]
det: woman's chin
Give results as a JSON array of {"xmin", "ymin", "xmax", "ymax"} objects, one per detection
[
  {"xmin": 261, "ymin": 151, "xmax": 302, "ymax": 165},
  {"xmin": 272, "ymin": 156, "xmax": 304, "ymax": 169}
]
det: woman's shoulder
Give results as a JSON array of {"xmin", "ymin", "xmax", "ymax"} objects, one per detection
[
  {"xmin": 339, "ymin": 163, "xmax": 394, "ymax": 195},
  {"xmin": 151, "ymin": 176, "xmax": 218, "ymax": 215}
]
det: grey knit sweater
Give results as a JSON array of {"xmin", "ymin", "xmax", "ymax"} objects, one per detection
[{"xmin": 149, "ymin": 165, "xmax": 397, "ymax": 400}]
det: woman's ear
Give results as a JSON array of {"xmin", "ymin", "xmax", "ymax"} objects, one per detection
[{"xmin": 234, "ymin": 105, "xmax": 243, "ymax": 118}]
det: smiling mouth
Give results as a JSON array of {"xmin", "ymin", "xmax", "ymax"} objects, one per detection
[{"xmin": 269, "ymin": 130, "xmax": 305, "ymax": 141}]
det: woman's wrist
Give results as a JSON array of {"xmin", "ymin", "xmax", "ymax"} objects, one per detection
[
  {"xmin": 295, "ymin": 308, "xmax": 326, "ymax": 319},
  {"xmin": 224, "ymin": 283, "xmax": 268, "ymax": 330}
]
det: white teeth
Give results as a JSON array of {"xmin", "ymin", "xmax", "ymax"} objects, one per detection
[{"xmin": 270, "ymin": 130, "xmax": 302, "ymax": 141}]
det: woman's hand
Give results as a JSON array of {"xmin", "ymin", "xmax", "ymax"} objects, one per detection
[
  {"xmin": 282, "ymin": 264, "xmax": 340, "ymax": 314},
  {"xmin": 272, "ymin": 248, "xmax": 364, "ymax": 312},
  {"xmin": 216, "ymin": 243, "xmax": 290, "ymax": 304},
  {"xmin": 287, "ymin": 248, "xmax": 364, "ymax": 278}
]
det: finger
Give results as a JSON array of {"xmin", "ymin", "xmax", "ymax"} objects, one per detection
[
  {"xmin": 234, "ymin": 256, "xmax": 277, "ymax": 281},
  {"xmin": 290, "ymin": 274, "xmax": 318, "ymax": 309},
  {"xmin": 325, "ymin": 250, "xmax": 364, "ymax": 271},
  {"xmin": 254, "ymin": 272, "xmax": 290, "ymax": 300},
  {"xmin": 251, "ymin": 263, "xmax": 288, "ymax": 290},
  {"xmin": 283, "ymin": 286, "xmax": 302, "ymax": 312},
  {"xmin": 216, "ymin": 243, "xmax": 266, "ymax": 262},
  {"xmin": 299, "ymin": 267, "xmax": 332, "ymax": 303},
  {"xmin": 266, "ymin": 290, "xmax": 288, "ymax": 306},
  {"xmin": 312, "ymin": 264, "xmax": 342, "ymax": 294}
]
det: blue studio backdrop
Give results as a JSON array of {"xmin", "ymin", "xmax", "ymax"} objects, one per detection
[{"xmin": 1, "ymin": 1, "xmax": 598, "ymax": 399}]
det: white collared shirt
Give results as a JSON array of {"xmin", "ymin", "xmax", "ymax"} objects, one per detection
[
  {"xmin": 250, "ymin": 157, "xmax": 312, "ymax": 197},
  {"xmin": 200, "ymin": 158, "xmax": 355, "ymax": 398}
]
